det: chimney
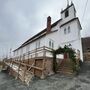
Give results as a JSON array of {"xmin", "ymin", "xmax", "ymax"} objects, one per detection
[{"xmin": 47, "ymin": 16, "xmax": 51, "ymax": 34}]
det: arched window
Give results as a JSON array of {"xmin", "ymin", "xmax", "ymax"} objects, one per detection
[{"xmin": 64, "ymin": 28, "xmax": 66, "ymax": 34}]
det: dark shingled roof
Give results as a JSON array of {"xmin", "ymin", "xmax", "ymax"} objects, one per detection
[
  {"xmin": 13, "ymin": 3, "xmax": 82, "ymax": 52},
  {"xmin": 13, "ymin": 19, "xmax": 61, "ymax": 52}
]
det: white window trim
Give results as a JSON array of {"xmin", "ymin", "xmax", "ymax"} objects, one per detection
[
  {"xmin": 49, "ymin": 39, "xmax": 54, "ymax": 49},
  {"xmin": 36, "ymin": 40, "xmax": 40, "ymax": 49},
  {"xmin": 64, "ymin": 26, "xmax": 71, "ymax": 35},
  {"xmin": 64, "ymin": 28, "xmax": 67, "ymax": 34}
]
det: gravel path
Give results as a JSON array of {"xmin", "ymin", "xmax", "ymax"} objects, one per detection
[{"xmin": 0, "ymin": 61, "xmax": 90, "ymax": 90}]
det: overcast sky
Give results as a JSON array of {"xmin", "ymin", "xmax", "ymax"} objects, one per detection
[{"xmin": 0, "ymin": 0, "xmax": 90, "ymax": 58}]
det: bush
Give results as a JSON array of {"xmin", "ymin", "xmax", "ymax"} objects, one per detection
[{"xmin": 52, "ymin": 45, "xmax": 79, "ymax": 73}]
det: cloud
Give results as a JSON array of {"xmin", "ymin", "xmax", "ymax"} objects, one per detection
[{"xmin": 0, "ymin": 0, "xmax": 90, "ymax": 58}]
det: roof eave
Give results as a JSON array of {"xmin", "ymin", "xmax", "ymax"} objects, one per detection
[{"xmin": 13, "ymin": 19, "xmax": 61, "ymax": 52}]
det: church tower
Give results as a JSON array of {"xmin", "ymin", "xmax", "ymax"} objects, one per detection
[
  {"xmin": 59, "ymin": 2, "xmax": 83, "ymax": 61},
  {"xmin": 61, "ymin": 2, "xmax": 76, "ymax": 24}
]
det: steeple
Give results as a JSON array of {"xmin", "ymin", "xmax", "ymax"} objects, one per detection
[
  {"xmin": 67, "ymin": 0, "xmax": 69, "ymax": 7},
  {"xmin": 61, "ymin": 2, "xmax": 76, "ymax": 23},
  {"xmin": 71, "ymin": 1, "xmax": 73, "ymax": 5}
]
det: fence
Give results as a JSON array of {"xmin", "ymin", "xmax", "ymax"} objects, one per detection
[{"xmin": 13, "ymin": 46, "xmax": 53, "ymax": 61}]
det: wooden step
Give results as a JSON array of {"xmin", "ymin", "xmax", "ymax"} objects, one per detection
[{"xmin": 58, "ymin": 68, "xmax": 73, "ymax": 72}]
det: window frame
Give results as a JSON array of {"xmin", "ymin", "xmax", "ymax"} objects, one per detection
[
  {"xmin": 36, "ymin": 40, "xmax": 40, "ymax": 49},
  {"xmin": 65, "ymin": 10, "xmax": 69, "ymax": 18},
  {"xmin": 68, "ymin": 26, "xmax": 70, "ymax": 33},
  {"xmin": 49, "ymin": 40, "xmax": 51, "ymax": 47},
  {"xmin": 49, "ymin": 39, "xmax": 54, "ymax": 49},
  {"xmin": 64, "ymin": 28, "xmax": 67, "ymax": 34}
]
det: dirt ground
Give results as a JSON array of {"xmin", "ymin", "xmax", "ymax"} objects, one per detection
[{"xmin": 0, "ymin": 61, "xmax": 90, "ymax": 90}]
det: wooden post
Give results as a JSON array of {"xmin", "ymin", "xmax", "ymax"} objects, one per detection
[
  {"xmin": 41, "ymin": 46, "xmax": 46, "ymax": 79},
  {"xmin": 23, "ymin": 55, "xmax": 24, "ymax": 63},
  {"xmin": 23, "ymin": 65, "xmax": 27, "ymax": 82},
  {"xmin": 9, "ymin": 59, "xmax": 14, "ymax": 75},
  {"xmin": 15, "ymin": 61, "xmax": 21, "ymax": 80},
  {"xmin": 28, "ymin": 52, "xmax": 29, "ymax": 64},
  {"xmin": 41, "ymin": 59, "xmax": 45, "ymax": 79},
  {"xmin": 33, "ymin": 59, "xmax": 35, "ymax": 76}
]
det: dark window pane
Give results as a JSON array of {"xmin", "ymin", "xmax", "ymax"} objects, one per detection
[
  {"xmin": 64, "ymin": 28, "xmax": 66, "ymax": 34},
  {"xmin": 65, "ymin": 10, "xmax": 69, "ymax": 18},
  {"xmin": 68, "ymin": 26, "xmax": 70, "ymax": 33},
  {"xmin": 49, "ymin": 41, "xmax": 51, "ymax": 47}
]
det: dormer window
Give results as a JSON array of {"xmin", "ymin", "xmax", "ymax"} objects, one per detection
[{"xmin": 65, "ymin": 10, "xmax": 69, "ymax": 18}]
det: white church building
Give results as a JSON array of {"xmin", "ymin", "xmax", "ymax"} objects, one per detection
[{"xmin": 13, "ymin": 2, "xmax": 83, "ymax": 61}]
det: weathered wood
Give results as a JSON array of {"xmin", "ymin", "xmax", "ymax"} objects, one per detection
[
  {"xmin": 3, "ymin": 46, "xmax": 55, "ymax": 84},
  {"xmin": 16, "ymin": 61, "xmax": 21, "ymax": 79},
  {"xmin": 57, "ymin": 59, "xmax": 74, "ymax": 75}
]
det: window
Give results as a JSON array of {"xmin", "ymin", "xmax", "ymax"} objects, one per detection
[
  {"xmin": 65, "ymin": 10, "xmax": 69, "ymax": 18},
  {"xmin": 20, "ymin": 48, "xmax": 23, "ymax": 55},
  {"xmin": 49, "ymin": 39, "xmax": 54, "ymax": 49},
  {"xmin": 64, "ymin": 28, "xmax": 66, "ymax": 34},
  {"xmin": 49, "ymin": 41, "xmax": 51, "ymax": 47},
  {"xmin": 26, "ymin": 45, "xmax": 30, "ymax": 52},
  {"xmin": 52, "ymin": 42, "xmax": 54, "ymax": 48},
  {"xmin": 68, "ymin": 26, "xmax": 70, "ymax": 33},
  {"xmin": 64, "ymin": 26, "xmax": 71, "ymax": 35},
  {"xmin": 36, "ymin": 40, "xmax": 40, "ymax": 49},
  {"xmin": 16, "ymin": 50, "xmax": 18, "ymax": 56}
]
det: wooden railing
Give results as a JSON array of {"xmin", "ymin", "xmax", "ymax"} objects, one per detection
[
  {"xmin": 2, "ymin": 46, "xmax": 54, "ymax": 81},
  {"xmin": 13, "ymin": 46, "xmax": 53, "ymax": 61}
]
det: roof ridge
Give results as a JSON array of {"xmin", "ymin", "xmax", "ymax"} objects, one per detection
[{"xmin": 13, "ymin": 19, "xmax": 61, "ymax": 51}]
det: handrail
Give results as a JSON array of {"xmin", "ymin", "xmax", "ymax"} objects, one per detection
[
  {"xmin": 4, "ymin": 46, "xmax": 53, "ymax": 62},
  {"xmin": 13, "ymin": 46, "xmax": 53, "ymax": 60}
]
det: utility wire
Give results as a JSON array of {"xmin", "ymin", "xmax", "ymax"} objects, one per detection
[{"xmin": 81, "ymin": 0, "xmax": 88, "ymax": 24}]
